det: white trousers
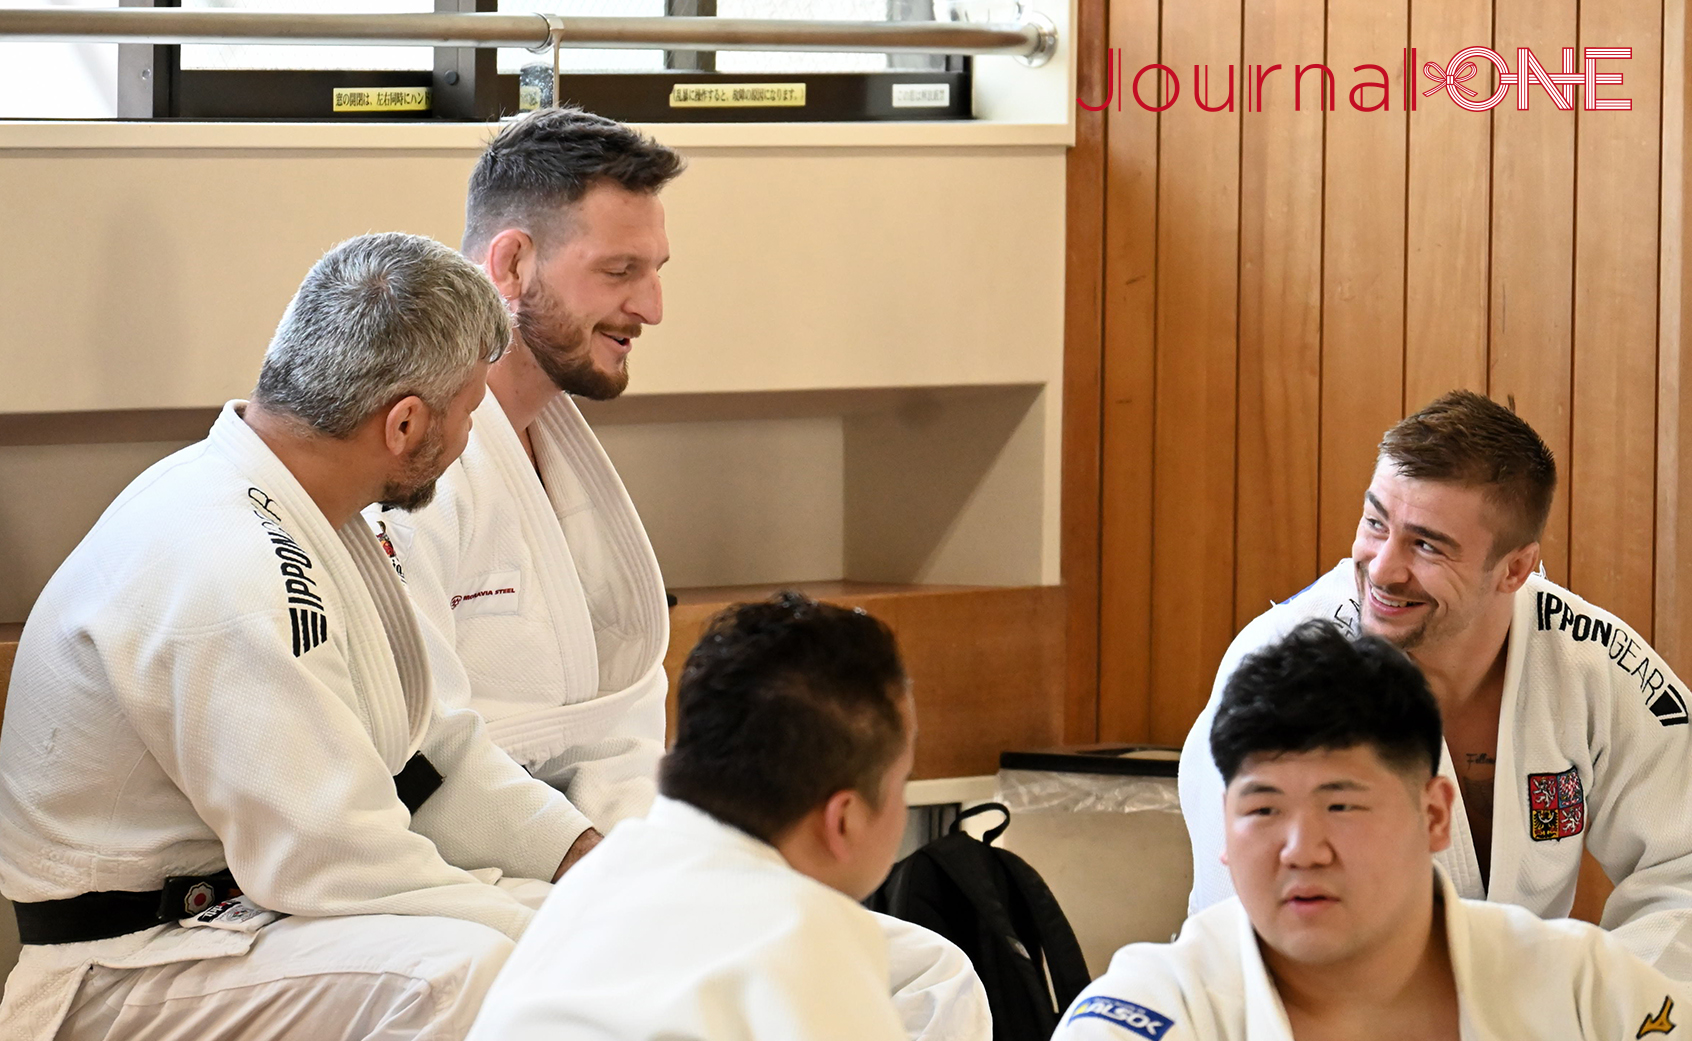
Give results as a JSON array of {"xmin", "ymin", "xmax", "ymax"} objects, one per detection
[
  {"xmin": 53, "ymin": 914, "xmax": 512, "ymax": 1041},
  {"xmin": 876, "ymin": 913, "xmax": 993, "ymax": 1041},
  {"xmin": 52, "ymin": 881, "xmax": 552, "ymax": 1041}
]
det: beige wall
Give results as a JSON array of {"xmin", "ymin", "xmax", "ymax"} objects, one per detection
[{"xmin": 0, "ymin": 123, "xmax": 1068, "ymax": 622}]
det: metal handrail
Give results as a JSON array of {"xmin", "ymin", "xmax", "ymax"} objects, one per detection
[{"xmin": 0, "ymin": 9, "xmax": 1058, "ymax": 64}]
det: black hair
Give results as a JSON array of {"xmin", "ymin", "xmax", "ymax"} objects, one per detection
[
  {"xmin": 1210, "ymin": 620, "xmax": 1442, "ymax": 784},
  {"xmin": 659, "ymin": 592, "xmax": 910, "ymax": 843},
  {"xmin": 463, "ymin": 106, "xmax": 685, "ymax": 257}
]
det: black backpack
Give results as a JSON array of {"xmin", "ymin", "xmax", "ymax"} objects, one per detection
[{"xmin": 866, "ymin": 803, "xmax": 1092, "ymax": 1041}]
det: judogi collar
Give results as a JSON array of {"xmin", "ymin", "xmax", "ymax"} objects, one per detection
[{"xmin": 211, "ymin": 401, "xmax": 433, "ymax": 767}]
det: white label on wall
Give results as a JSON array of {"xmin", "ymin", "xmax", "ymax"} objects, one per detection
[{"xmin": 892, "ymin": 83, "xmax": 951, "ymax": 108}]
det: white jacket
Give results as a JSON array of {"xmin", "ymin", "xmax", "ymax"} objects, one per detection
[
  {"xmin": 468, "ymin": 796, "xmax": 912, "ymax": 1041},
  {"xmin": 373, "ymin": 392, "xmax": 669, "ymax": 834},
  {"xmin": 1055, "ymin": 868, "xmax": 1689, "ymax": 1041},
  {"xmin": 0, "ymin": 404, "xmax": 578, "ymax": 1040},
  {"xmin": 1179, "ymin": 560, "xmax": 1692, "ymax": 978}
]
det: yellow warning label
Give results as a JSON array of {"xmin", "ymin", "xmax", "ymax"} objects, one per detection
[
  {"xmin": 332, "ymin": 87, "xmax": 432, "ymax": 113},
  {"xmin": 668, "ymin": 83, "xmax": 806, "ymax": 108}
]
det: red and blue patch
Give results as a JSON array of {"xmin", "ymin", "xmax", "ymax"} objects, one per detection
[
  {"xmin": 1067, "ymin": 995, "xmax": 1174, "ymax": 1039},
  {"xmin": 1527, "ymin": 766, "xmax": 1585, "ymax": 842}
]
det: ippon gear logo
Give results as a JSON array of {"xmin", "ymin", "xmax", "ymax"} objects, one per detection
[
  {"xmin": 1081, "ymin": 46, "xmax": 1632, "ymax": 114},
  {"xmin": 1536, "ymin": 591, "xmax": 1690, "ymax": 728},
  {"xmin": 248, "ymin": 487, "xmax": 329, "ymax": 658}
]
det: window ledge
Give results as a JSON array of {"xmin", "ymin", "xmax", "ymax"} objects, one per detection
[{"xmin": 0, "ymin": 119, "xmax": 1073, "ymax": 151}]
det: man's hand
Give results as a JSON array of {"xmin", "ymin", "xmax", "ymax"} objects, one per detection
[{"xmin": 552, "ymin": 826, "xmax": 603, "ymax": 881}]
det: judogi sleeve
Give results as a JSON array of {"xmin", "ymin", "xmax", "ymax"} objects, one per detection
[
  {"xmin": 410, "ymin": 701, "xmax": 582, "ymax": 881},
  {"xmin": 1584, "ymin": 626, "xmax": 1692, "ymax": 979},
  {"xmin": 733, "ymin": 905, "xmax": 911, "ymax": 1041},
  {"xmin": 123, "ymin": 612, "xmax": 537, "ymax": 940},
  {"xmin": 873, "ymin": 912, "xmax": 993, "ymax": 1041},
  {"xmin": 527, "ymin": 660, "xmax": 666, "ymax": 830},
  {"xmin": 1053, "ymin": 962, "xmax": 1195, "ymax": 1040},
  {"xmin": 1567, "ymin": 926, "xmax": 1692, "ymax": 1039}
]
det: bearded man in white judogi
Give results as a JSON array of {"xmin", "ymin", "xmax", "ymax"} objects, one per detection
[
  {"xmin": 1059, "ymin": 621, "xmax": 1688, "ymax": 1041},
  {"xmin": 374, "ymin": 107, "xmax": 990, "ymax": 1040},
  {"xmin": 469, "ymin": 593, "xmax": 969, "ymax": 1041},
  {"xmin": 0, "ymin": 234, "xmax": 583, "ymax": 1041},
  {"xmin": 1180, "ymin": 391, "xmax": 1692, "ymax": 979}
]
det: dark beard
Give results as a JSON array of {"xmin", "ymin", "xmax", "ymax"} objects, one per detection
[
  {"xmin": 379, "ymin": 477, "xmax": 438, "ymax": 513},
  {"xmin": 514, "ymin": 281, "xmax": 631, "ymax": 401},
  {"xmin": 378, "ymin": 425, "xmax": 446, "ymax": 512}
]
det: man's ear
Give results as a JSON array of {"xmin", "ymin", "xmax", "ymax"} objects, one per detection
[
  {"xmin": 1497, "ymin": 540, "xmax": 1541, "ymax": 594},
  {"xmin": 818, "ymin": 788, "xmax": 859, "ymax": 862},
  {"xmin": 382, "ymin": 395, "xmax": 430, "ymax": 459},
  {"xmin": 483, "ymin": 227, "xmax": 535, "ymax": 303},
  {"xmin": 1218, "ymin": 787, "xmax": 1231, "ymax": 866},
  {"xmin": 1424, "ymin": 774, "xmax": 1457, "ymax": 854}
]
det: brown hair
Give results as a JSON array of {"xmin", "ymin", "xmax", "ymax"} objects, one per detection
[
  {"xmin": 463, "ymin": 106, "xmax": 685, "ymax": 260},
  {"xmin": 1378, "ymin": 390, "xmax": 1557, "ymax": 560}
]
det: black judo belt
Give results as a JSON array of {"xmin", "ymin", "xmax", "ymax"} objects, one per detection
[
  {"xmin": 14, "ymin": 753, "xmax": 445, "ymax": 946},
  {"xmin": 13, "ymin": 869, "xmax": 242, "ymax": 945}
]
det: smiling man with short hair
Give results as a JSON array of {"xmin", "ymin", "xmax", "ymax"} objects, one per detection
[
  {"xmin": 1058, "ymin": 622, "xmax": 1687, "ymax": 1041},
  {"xmin": 375, "ymin": 107, "xmax": 988, "ymax": 1039},
  {"xmin": 1180, "ymin": 390, "xmax": 1692, "ymax": 979}
]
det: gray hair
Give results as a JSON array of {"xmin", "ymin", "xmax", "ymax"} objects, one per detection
[{"xmin": 253, "ymin": 232, "xmax": 509, "ymax": 437}]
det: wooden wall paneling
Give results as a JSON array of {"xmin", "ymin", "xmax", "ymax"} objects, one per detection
[
  {"xmin": 1403, "ymin": 0, "xmax": 1493, "ymax": 408},
  {"xmin": 1062, "ymin": 0, "xmax": 1109, "ymax": 745},
  {"xmin": 663, "ymin": 584, "xmax": 1064, "ymax": 779},
  {"xmin": 1487, "ymin": 0, "xmax": 1578, "ymax": 584},
  {"xmin": 1147, "ymin": 0, "xmax": 1243, "ymax": 744},
  {"xmin": 1096, "ymin": 0, "xmax": 1162, "ymax": 743},
  {"xmin": 1659, "ymin": 0, "xmax": 1692, "ymax": 672},
  {"xmin": 1317, "ymin": 0, "xmax": 1410, "ymax": 566},
  {"xmin": 1570, "ymin": 0, "xmax": 1664, "ymax": 637},
  {"xmin": 1234, "ymin": 0, "xmax": 1327, "ymax": 631}
]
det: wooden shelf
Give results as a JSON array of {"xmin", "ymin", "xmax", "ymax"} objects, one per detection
[
  {"xmin": 2, "ymin": 589, "xmax": 1065, "ymax": 783},
  {"xmin": 664, "ymin": 582, "xmax": 1064, "ymax": 780}
]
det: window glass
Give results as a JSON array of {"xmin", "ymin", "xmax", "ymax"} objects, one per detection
[
  {"xmin": 179, "ymin": 0, "xmax": 434, "ymax": 71},
  {"xmin": 0, "ymin": 0, "xmax": 118, "ymax": 118},
  {"xmin": 713, "ymin": 0, "xmax": 888, "ymax": 73}
]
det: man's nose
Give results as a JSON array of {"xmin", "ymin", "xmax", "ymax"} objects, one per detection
[
  {"xmin": 628, "ymin": 272, "xmax": 662, "ymax": 326},
  {"xmin": 1368, "ymin": 536, "xmax": 1412, "ymax": 588},
  {"xmin": 1280, "ymin": 810, "xmax": 1335, "ymax": 868}
]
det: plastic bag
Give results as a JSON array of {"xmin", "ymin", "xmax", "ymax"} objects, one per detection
[{"xmin": 996, "ymin": 767, "xmax": 1181, "ymax": 816}]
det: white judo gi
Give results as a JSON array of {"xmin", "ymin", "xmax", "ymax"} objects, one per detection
[
  {"xmin": 1053, "ymin": 868, "xmax": 1688, "ymax": 1041},
  {"xmin": 372, "ymin": 392, "xmax": 668, "ymax": 837},
  {"xmin": 0, "ymin": 404, "xmax": 579, "ymax": 1041},
  {"xmin": 1179, "ymin": 560, "xmax": 1692, "ymax": 978},
  {"xmin": 376, "ymin": 392, "xmax": 994, "ymax": 1040},
  {"xmin": 468, "ymin": 796, "xmax": 988, "ymax": 1041}
]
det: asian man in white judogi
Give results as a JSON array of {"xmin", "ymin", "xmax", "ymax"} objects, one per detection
[
  {"xmin": 1058, "ymin": 621, "xmax": 1688, "ymax": 1041},
  {"xmin": 0, "ymin": 234, "xmax": 584, "ymax": 1041},
  {"xmin": 469, "ymin": 592, "xmax": 984, "ymax": 1041},
  {"xmin": 374, "ymin": 107, "xmax": 989, "ymax": 1039},
  {"xmin": 1179, "ymin": 390, "xmax": 1692, "ymax": 978}
]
